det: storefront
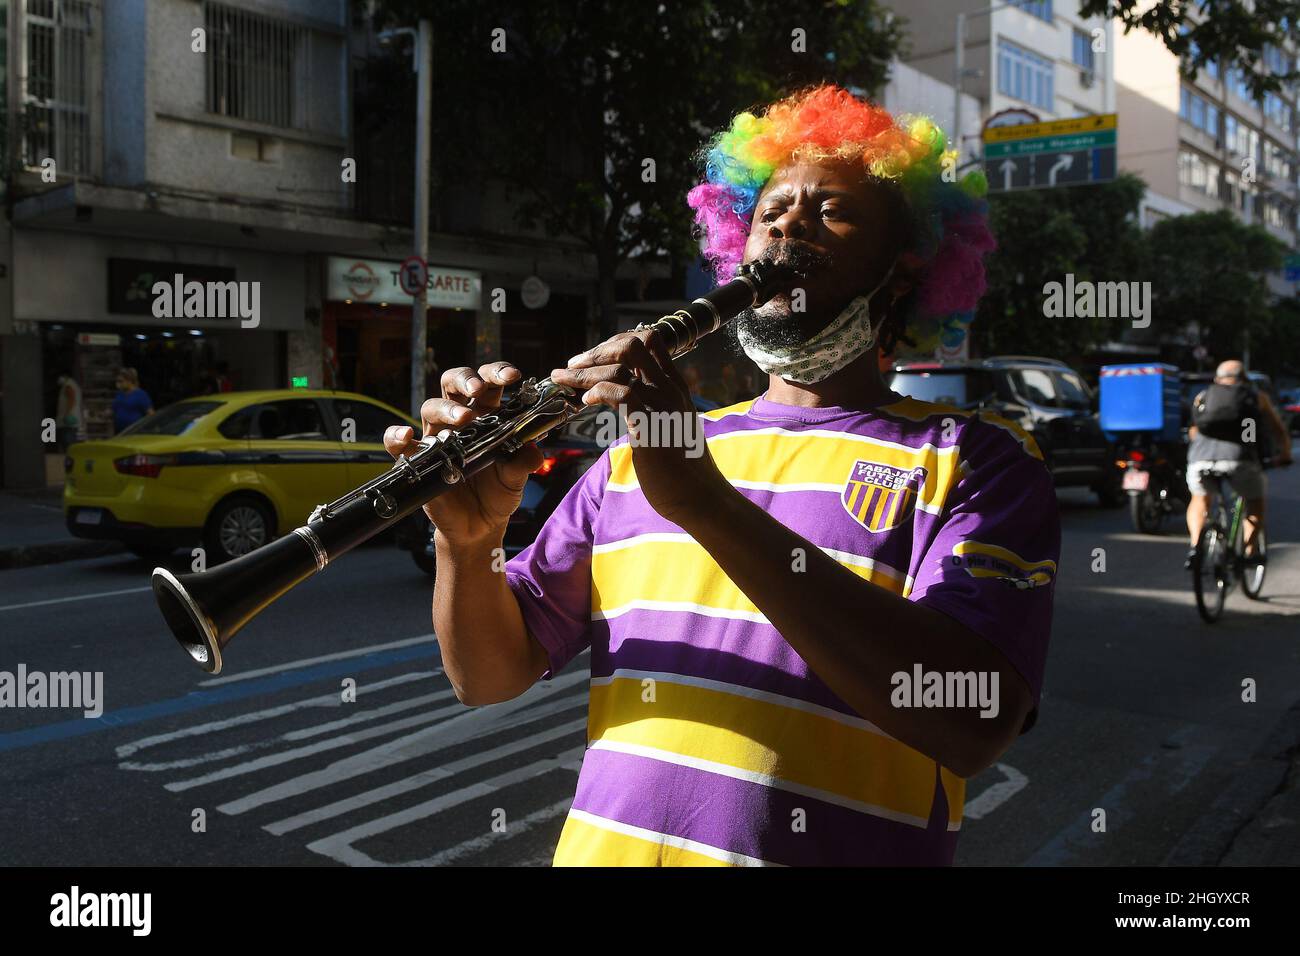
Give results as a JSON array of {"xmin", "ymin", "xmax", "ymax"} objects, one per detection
[
  {"xmin": 322, "ymin": 257, "xmax": 482, "ymax": 411},
  {"xmin": 7, "ymin": 231, "xmax": 305, "ymax": 484}
]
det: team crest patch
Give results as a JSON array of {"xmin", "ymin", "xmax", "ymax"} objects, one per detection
[{"xmin": 841, "ymin": 460, "xmax": 928, "ymax": 533}]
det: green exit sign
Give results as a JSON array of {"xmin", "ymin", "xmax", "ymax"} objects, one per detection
[{"xmin": 291, "ymin": 376, "xmax": 309, "ymax": 388}]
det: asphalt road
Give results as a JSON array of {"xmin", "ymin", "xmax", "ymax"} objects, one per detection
[{"xmin": 1, "ymin": 450, "xmax": 1298, "ymax": 867}]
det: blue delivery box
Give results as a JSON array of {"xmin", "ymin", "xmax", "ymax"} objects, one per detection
[{"xmin": 1099, "ymin": 363, "xmax": 1182, "ymax": 442}]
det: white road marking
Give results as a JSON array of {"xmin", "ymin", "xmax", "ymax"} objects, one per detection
[
  {"xmin": 116, "ymin": 671, "xmax": 434, "ymax": 763},
  {"xmin": 0, "ymin": 586, "xmax": 151, "ymax": 612},
  {"xmin": 263, "ymin": 718, "xmax": 586, "ymax": 835},
  {"xmin": 305, "ymin": 746, "xmax": 588, "ymax": 866},
  {"xmin": 198, "ymin": 634, "xmax": 437, "ymax": 686},
  {"xmin": 963, "ymin": 763, "xmax": 1028, "ymax": 821},
  {"xmin": 163, "ymin": 701, "xmax": 466, "ymax": 792},
  {"xmin": 404, "ymin": 795, "xmax": 578, "ymax": 867},
  {"xmin": 216, "ymin": 670, "xmax": 590, "ymax": 815},
  {"xmin": 121, "ymin": 681, "xmax": 452, "ymax": 772}
]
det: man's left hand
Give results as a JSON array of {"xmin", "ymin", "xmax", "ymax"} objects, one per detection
[{"xmin": 550, "ymin": 328, "xmax": 731, "ymax": 526}]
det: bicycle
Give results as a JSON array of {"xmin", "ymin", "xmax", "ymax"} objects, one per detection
[{"xmin": 1190, "ymin": 458, "xmax": 1285, "ymax": 622}]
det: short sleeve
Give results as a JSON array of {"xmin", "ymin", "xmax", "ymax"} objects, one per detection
[
  {"xmin": 909, "ymin": 415, "xmax": 1061, "ymax": 732},
  {"xmin": 504, "ymin": 451, "xmax": 610, "ymax": 680}
]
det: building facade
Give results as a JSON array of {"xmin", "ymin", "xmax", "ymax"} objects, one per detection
[
  {"xmin": 881, "ymin": 0, "xmax": 1115, "ymax": 164},
  {"xmin": 1, "ymin": 0, "xmax": 601, "ymax": 489}
]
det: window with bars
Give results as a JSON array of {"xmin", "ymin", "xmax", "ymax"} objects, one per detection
[
  {"xmin": 204, "ymin": 1, "xmax": 304, "ymax": 129},
  {"xmin": 21, "ymin": 0, "xmax": 97, "ymax": 177}
]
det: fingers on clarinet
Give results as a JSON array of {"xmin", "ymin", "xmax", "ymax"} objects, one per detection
[
  {"xmin": 478, "ymin": 361, "xmax": 521, "ymax": 386},
  {"xmin": 582, "ymin": 380, "xmax": 638, "ymax": 410},
  {"xmin": 642, "ymin": 328, "xmax": 687, "ymax": 389},
  {"xmin": 441, "ymin": 366, "xmax": 486, "ymax": 403},
  {"xmin": 384, "ymin": 425, "xmax": 420, "ymax": 459},
  {"xmin": 419, "ymin": 396, "xmax": 475, "ymax": 434},
  {"xmin": 551, "ymin": 363, "xmax": 635, "ymax": 389}
]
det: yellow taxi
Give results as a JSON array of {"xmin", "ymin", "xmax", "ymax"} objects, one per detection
[{"xmin": 64, "ymin": 389, "xmax": 419, "ymax": 563}]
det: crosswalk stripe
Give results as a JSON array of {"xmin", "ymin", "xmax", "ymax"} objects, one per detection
[
  {"xmin": 404, "ymin": 794, "xmax": 578, "ymax": 867},
  {"xmin": 263, "ymin": 718, "xmax": 586, "ymax": 835},
  {"xmin": 216, "ymin": 672, "xmax": 590, "ymax": 815},
  {"xmin": 164, "ymin": 704, "xmax": 463, "ymax": 792},
  {"xmin": 116, "ymin": 671, "xmax": 435, "ymax": 764},
  {"xmin": 305, "ymin": 746, "xmax": 588, "ymax": 866}
]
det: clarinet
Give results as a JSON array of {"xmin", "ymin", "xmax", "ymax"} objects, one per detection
[{"xmin": 151, "ymin": 259, "xmax": 793, "ymax": 673}]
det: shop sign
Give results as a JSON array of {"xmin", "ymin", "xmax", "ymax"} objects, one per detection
[
  {"xmin": 326, "ymin": 257, "xmax": 481, "ymax": 310},
  {"xmin": 109, "ymin": 259, "xmax": 237, "ymax": 316}
]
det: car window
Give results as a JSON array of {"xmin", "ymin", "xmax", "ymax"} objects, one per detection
[
  {"xmin": 329, "ymin": 398, "xmax": 403, "ymax": 445},
  {"xmin": 888, "ymin": 370, "xmax": 998, "ymax": 408},
  {"xmin": 1053, "ymin": 371, "xmax": 1092, "ymax": 410},
  {"xmin": 1012, "ymin": 369, "xmax": 1060, "ymax": 407},
  {"xmin": 224, "ymin": 400, "xmax": 329, "ymax": 441},
  {"xmin": 120, "ymin": 401, "xmax": 223, "ymax": 436},
  {"xmin": 889, "ymin": 371, "xmax": 973, "ymax": 406}
]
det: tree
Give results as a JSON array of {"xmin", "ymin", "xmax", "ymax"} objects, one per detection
[
  {"xmin": 373, "ymin": 0, "xmax": 903, "ymax": 335},
  {"xmin": 1253, "ymin": 295, "xmax": 1300, "ymax": 379},
  {"xmin": 1079, "ymin": 0, "xmax": 1300, "ymax": 99},
  {"xmin": 973, "ymin": 174, "xmax": 1149, "ymax": 362},
  {"xmin": 1145, "ymin": 209, "xmax": 1285, "ymax": 363}
]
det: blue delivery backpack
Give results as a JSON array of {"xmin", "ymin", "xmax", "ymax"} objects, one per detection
[{"xmin": 1099, "ymin": 363, "xmax": 1182, "ymax": 443}]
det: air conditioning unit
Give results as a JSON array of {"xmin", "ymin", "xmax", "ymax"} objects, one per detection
[{"xmin": 1080, "ymin": 69, "xmax": 1096, "ymax": 88}]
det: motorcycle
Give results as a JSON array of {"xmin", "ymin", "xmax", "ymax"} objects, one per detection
[{"xmin": 1118, "ymin": 437, "xmax": 1186, "ymax": 534}]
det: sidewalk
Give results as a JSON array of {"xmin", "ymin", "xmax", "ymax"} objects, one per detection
[{"xmin": 0, "ymin": 486, "xmax": 124, "ymax": 570}]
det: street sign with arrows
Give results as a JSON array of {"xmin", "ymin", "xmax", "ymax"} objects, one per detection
[{"xmin": 982, "ymin": 113, "xmax": 1117, "ymax": 193}]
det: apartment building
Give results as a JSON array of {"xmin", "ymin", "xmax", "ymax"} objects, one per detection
[
  {"xmin": 1115, "ymin": 12, "xmax": 1300, "ymax": 261},
  {"xmin": 0, "ymin": 0, "xmax": 597, "ymax": 489},
  {"xmin": 881, "ymin": 0, "xmax": 1115, "ymax": 163}
]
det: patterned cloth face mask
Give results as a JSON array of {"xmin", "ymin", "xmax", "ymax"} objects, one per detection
[{"xmin": 737, "ymin": 260, "xmax": 899, "ymax": 385}]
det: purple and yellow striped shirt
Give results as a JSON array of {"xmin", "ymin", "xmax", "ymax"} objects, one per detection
[{"xmin": 504, "ymin": 391, "xmax": 1060, "ymax": 866}]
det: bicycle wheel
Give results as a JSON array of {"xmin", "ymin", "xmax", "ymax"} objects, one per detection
[
  {"xmin": 1193, "ymin": 524, "xmax": 1228, "ymax": 622},
  {"xmin": 1242, "ymin": 527, "xmax": 1267, "ymax": 600}
]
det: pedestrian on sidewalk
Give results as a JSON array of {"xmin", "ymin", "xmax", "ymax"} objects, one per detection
[
  {"xmin": 112, "ymin": 368, "xmax": 154, "ymax": 434},
  {"xmin": 55, "ymin": 373, "xmax": 83, "ymax": 450}
]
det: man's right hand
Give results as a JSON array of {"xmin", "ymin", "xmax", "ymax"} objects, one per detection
[{"xmin": 383, "ymin": 362, "xmax": 545, "ymax": 546}]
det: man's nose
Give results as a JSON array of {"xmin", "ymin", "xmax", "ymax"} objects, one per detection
[{"xmin": 768, "ymin": 207, "xmax": 812, "ymax": 240}]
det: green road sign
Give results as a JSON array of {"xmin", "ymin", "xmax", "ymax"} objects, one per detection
[{"xmin": 982, "ymin": 113, "xmax": 1118, "ymax": 193}]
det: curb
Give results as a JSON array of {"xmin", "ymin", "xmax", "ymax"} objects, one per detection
[{"xmin": 0, "ymin": 540, "xmax": 127, "ymax": 571}]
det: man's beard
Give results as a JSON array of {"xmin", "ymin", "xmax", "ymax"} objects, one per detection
[{"xmin": 729, "ymin": 241, "xmax": 834, "ymax": 353}]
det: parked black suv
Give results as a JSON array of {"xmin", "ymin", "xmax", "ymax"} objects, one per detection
[{"xmin": 888, "ymin": 356, "xmax": 1122, "ymax": 506}]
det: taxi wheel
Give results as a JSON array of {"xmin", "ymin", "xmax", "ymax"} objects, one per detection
[{"xmin": 205, "ymin": 496, "xmax": 275, "ymax": 564}]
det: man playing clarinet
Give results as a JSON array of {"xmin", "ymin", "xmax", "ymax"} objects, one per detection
[{"xmin": 385, "ymin": 85, "xmax": 1060, "ymax": 866}]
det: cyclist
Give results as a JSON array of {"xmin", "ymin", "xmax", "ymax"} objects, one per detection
[{"xmin": 1185, "ymin": 359, "xmax": 1293, "ymax": 569}]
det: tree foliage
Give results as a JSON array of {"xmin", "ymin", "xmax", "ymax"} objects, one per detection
[
  {"xmin": 372, "ymin": 0, "xmax": 903, "ymax": 331},
  {"xmin": 1079, "ymin": 0, "xmax": 1300, "ymax": 99},
  {"xmin": 1145, "ymin": 209, "xmax": 1286, "ymax": 360},
  {"xmin": 973, "ymin": 174, "xmax": 1148, "ymax": 362}
]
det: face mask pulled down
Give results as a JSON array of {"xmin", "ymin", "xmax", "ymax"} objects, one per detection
[{"xmin": 735, "ymin": 262, "xmax": 897, "ymax": 385}]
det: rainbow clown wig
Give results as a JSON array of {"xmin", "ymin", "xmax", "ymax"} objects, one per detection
[{"xmin": 687, "ymin": 85, "xmax": 996, "ymax": 352}]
